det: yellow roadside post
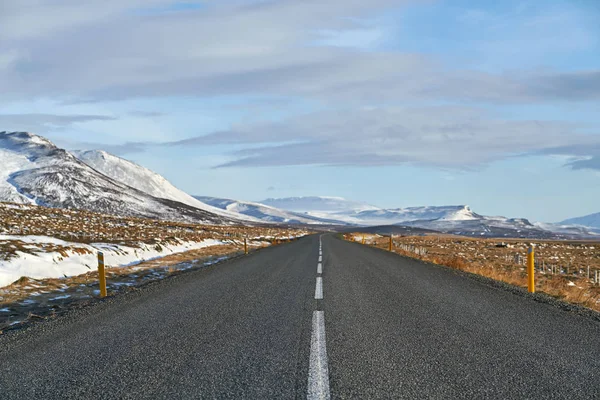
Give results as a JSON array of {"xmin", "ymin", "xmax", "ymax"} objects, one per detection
[
  {"xmin": 244, "ymin": 238, "xmax": 248, "ymax": 255},
  {"xmin": 98, "ymin": 251, "xmax": 107, "ymax": 298},
  {"xmin": 362, "ymin": 236, "xmax": 365, "ymax": 245},
  {"xmin": 389, "ymin": 235, "xmax": 393, "ymax": 251},
  {"xmin": 527, "ymin": 245, "xmax": 535, "ymax": 293}
]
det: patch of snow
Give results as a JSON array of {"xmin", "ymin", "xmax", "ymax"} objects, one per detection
[
  {"xmin": 49, "ymin": 294, "xmax": 71, "ymax": 301},
  {"xmin": 0, "ymin": 235, "xmax": 227, "ymax": 288}
]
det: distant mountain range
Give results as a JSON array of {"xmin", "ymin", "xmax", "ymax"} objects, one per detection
[
  {"xmin": 258, "ymin": 196, "xmax": 596, "ymax": 239},
  {"xmin": 0, "ymin": 131, "xmax": 597, "ymax": 238}
]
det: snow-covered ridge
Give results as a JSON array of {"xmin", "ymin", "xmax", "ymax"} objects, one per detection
[
  {"xmin": 196, "ymin": 196, "xmax": 343, "ymax": 225},
  {"xmin": 0, "ymin": 235, "xmax": 226, "ymax": 287},
  {"xmin": 73, "ymin": 150, "xmax": 258, "ymax": 222},
  {"xmin": 341, "ymin": 205, "xmax": 480, "ymax": 225}
]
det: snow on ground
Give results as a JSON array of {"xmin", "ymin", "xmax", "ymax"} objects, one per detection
[{"xmin": 0, "ymin": 235, "xmax": 227, "ymax": 287}]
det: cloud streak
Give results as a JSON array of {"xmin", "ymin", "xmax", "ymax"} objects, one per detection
[
  {"xmin": 1, "ymin": 0, "xmax": 599, "ymax": 174},
  {"xmin": 0, "ymin": 1, "xmax": 598, "ymax": 106},
  {"xmin": 158, "ymin": 106, "xmax": 600, "ymax": 169},
  {"xmin": 0, "ymin": 113, "xmax": 117, "ymax": 132}
]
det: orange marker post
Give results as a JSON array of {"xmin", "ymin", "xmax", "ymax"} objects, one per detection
[
  {"xmin": 98, "ymin": 251, "xmax": 107, "ymax": 298},
  {"xmin": 527, "ymin": 245, "xmax": 535, "ymax": 293}
]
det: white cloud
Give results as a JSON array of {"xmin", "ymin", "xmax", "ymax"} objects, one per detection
[
  {"xmin": 163, "ymin": 105, "xmax": 600, "ymax": 168},
  {"xmin": 0, "ymin": 113, "xmax": 116, "ymax": 132},
  {"xmin": 1, "ymin": 0, "xmax": 599, "ymax": 172},
  {"xmin": 0, "ymin": 0, "xmax": 598, "ymax": 105}
]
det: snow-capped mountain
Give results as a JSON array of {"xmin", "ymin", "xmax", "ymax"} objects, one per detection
[
  {"xmin": 337, "ymin": 205, "xmax": 481, "ymax": 225},
  {"xmin": 73, "ymin": 150, "xmax": 257, "ymax": 222},
  {"xmin": 257, "ymin": 196, "xmax": 595, "ymax": 238},
  {"xmin": 259, "ymin": 196, "xmax": 378, "ymax": 217},
  {"xmin": 560, "ymin": 212, "xmax": 600, "ymax": 230},
  {"xmin": 0, "ymin": 132, "xmax": 245, "ymax": 225},
  {"xmin": 258, "ymin": 199, "xmax": 480, "ymax": 226},
  {"xmin": 195, "ymin": 196, "xmax": 344, "ymax": 225},
  {"xmin": 402, "ymin": 215, "xmax": 547, "ymax": 238}
]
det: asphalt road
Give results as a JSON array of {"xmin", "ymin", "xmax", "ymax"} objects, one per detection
[{"xmin": 1, "ymin": 234, "xmax": 599, "ymax": 399}]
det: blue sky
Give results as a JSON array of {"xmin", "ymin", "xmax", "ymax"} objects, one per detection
[{"xmin": 1, "ymin": 0, "xmax": 599, "ymax": 222}]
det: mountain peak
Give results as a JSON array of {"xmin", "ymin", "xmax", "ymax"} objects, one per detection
[
  {"xmin": 0, "ymin": 131, "xmax": 58, "ymax": 155},
  {"xmin": 73, "ymin": 149, "xmax": 257, "ymax": 222}
]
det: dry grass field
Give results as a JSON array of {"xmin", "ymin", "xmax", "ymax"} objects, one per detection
[{"xmin": 0, "ymin": 202, "xmax": 304, "ymax": 248}]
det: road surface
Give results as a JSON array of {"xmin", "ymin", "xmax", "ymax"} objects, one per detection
[{"xmin": 1, "ymin": 234, "xmax": 599, "ymax": 399}]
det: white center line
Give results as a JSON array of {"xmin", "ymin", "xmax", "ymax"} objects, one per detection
[
  {"xmin": 318, "ymin": 255, "xmax": 322, "ymax": 262},
  {"xmin": 315, "ymin": 277, "xmax": 323, "ymax": 299},
  {"xmin": 317, "ymin": 262, "xmax": 322, "ymax": 274},
  {"xmin": 307, "ymin": 311, "xmax": 330, "ymax": 400}
]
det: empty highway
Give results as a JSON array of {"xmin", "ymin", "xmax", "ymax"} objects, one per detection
[{"xmin": 1, "ymin": 234, "xmax": 599, "ymax": 399}]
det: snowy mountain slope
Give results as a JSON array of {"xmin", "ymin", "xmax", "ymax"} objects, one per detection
[
  {"xmin": 398, "ymin": 213, "xmax": 597, "ymax": 239},
  {"xmin": 337, "ymin": 205, "xmax": 481, "ymax": 225},
  {"xmin": 0, "ymin": 132, "xmax": 241, "ymax": 225},
  {"xmin": 73, "ymin": 150, "xmax": 257, "ymax": 222},
  {"xmin": 259, "ymin": 196, "xmax": 378, "ymax": 215},
  {"xmin": 560, "ymin": 212, "xmax": 600, "ymax": 230},
  {"xmin": 401, "ymin": 216, "xmax": 546, "ymax": 238},
  {"xmin": 196, "ymin": 196, "xmax": 346, "ymax": 225}
]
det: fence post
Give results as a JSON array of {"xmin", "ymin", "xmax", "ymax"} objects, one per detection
[
  {"xmin": 362, "ymin": 236, "xmax": 365, "ymax": 245},
  {"xmin": 389, "ymin": 235, "xmax": 393, "ymax": 251},
  {"xmin": 527, "ymin": 245, "xmax": 535, "ymax": 293},
  {"xmin": 98, "ymin": 251, "xmax": 107, "ymax": 298},
  {"xmin": 244, "ymin": 237, "xmax": 248, "ymax": 255}
]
